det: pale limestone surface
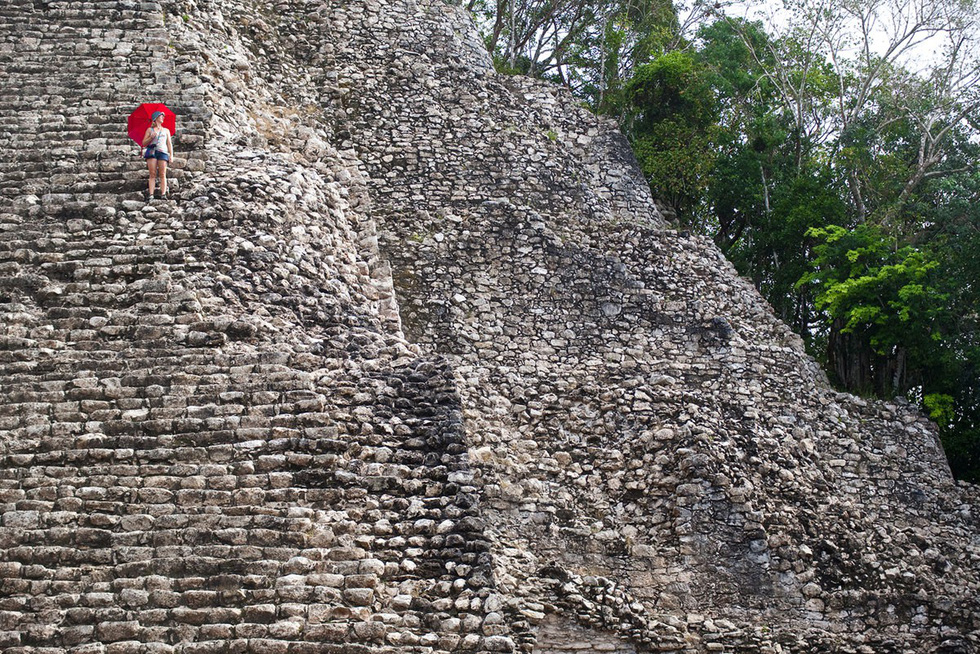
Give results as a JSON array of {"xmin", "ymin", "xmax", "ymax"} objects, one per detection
[{"xmin": 0, "ymin": 1, "xmax": 978, "ymax": 654}]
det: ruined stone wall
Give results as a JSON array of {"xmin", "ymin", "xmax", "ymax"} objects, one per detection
[
  {"xmin": 1, "ymin": 1, "xmax": 979, "ymax": 654},
  {"xmin": 532, "ymin": 614, "xmax": 635, "ymax": 654},
  {"xmin": 302, "ymin": 0, "xmax": 980, "ymax": 652}
]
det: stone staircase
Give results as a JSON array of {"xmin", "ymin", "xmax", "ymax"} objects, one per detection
[
  {"xmin": 0, "ymin": 0, "xmax": 204, "ymax": 208},
  {"xmin": 0, "ymin": 3, "xmax": 501, "ymax": 653}
]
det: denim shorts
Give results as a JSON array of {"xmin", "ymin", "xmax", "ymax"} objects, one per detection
[{"xmin": 145, "ymin": 150, "xmax": 170, "ymax": 162}]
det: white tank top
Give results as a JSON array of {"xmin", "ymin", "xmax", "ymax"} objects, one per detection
[{"xmin": 149, "ymin": 127, "xmax": 170, "ymax": 155}]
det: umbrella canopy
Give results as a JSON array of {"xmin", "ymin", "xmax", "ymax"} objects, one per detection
[{"xmin": 128, "ymin": 103, "xmax": 176, "ymax": 146}]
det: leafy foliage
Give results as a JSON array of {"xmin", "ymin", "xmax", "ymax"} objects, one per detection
[
  {"xmin": 623, "ymin": 50, "xmax": 719, "ymax": 218},
  {"xmin": 798, "ymin": 225, "xmax": 952, "ymax": 394},
  {"xmin": 464, "ymin": 0, "xmax": 682, "ymax": 111}
]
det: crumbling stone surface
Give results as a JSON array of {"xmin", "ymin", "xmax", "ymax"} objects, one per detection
[
  {"xmin": 2, "ymin": 3, "xmax": 502, "ymax": 653},
  {"xmin": 305, "ymin": 0, "xmax": 980, "ymax": 651},
  {"xmin": 1, "ymin": 1, "xmax": 978, "ymax": 654}
]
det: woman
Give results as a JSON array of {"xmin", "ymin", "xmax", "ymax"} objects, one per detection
[{"xmin": 141, "ymin": 111, "xmax": 174, "ymax": 199}]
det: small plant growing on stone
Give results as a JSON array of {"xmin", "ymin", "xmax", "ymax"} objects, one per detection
[{"xmin": 545, "ymin": 129, "xmax": 558, "ymax": 142}]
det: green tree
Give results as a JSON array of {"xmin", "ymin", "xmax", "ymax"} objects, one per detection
[
  {"xmin": 690, "ymin": 19, "xmax": 847, "ymax": 333},
  {"xmin": 915, "ymin": 169, "xmax": 980, "ymax": 480},
  {"xmin": 715, "ymin": 0, "xmax": 980, "ymax": 223},
  {"xmin": 798, "ymin": 224, "xmax": 952, "ymax": 395},
  {"xmin": 797, "ymin": 213, "xmax": 980, "ymax": 479},
  {"xmin": 622, "ymin": 50, "xmax": 719, "ymax": 219},
  {"xmin": 724, "ymin": 166, "xmax": 848, "ymax": 334},
  {"xmin": 462, "ymin": 0, "xmax": 705, "ymax": 113},
  {"xmin": 691, "ymin": 11, "xmax": 980, "ymax": 480},
  {"xmin": 564, "ymin": 0, "xmax": 679, "ymax": 114}
]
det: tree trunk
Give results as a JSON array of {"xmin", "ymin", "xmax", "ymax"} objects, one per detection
[
  {"xmin": 828, "ymin": 318, "xmax": 871, "ymax": 393},
  {"xmin": 873, "ymin": 347, "xmax": 907, "ymax": 397}
]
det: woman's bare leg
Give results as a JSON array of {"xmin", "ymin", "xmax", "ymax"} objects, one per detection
[
  {"xmin": 147, "ymin": 158, "xmax": 158, "ymax": 196},
  {"xmin": 158, "ymin": 160, "xmax": 168, "ymax": 196}
]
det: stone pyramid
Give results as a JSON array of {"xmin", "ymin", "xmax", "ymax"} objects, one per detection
[{"xmin": 1, "ymin": 1, "xmax": 978, "ymax": 653}]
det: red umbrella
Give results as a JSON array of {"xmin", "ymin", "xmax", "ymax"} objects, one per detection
[{"xmin": 128, "ymin": 103, "xmax": 176, "ymax": 147}]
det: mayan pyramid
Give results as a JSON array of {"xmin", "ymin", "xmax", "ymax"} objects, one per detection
[{"xmin": 1, "ymin": 1, "xmax": 978, "ymax": 653}]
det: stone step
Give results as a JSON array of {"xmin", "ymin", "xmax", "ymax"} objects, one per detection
[
  {"xmin": 0, "ymin": 176, "xmax": 170, "ymax": 198},
  {"xmin": 0, "ymin": 5, "xmax": 157, "ymax": 21},
  {"xmin": 0, "ymin": 138, "xmax": 146, "ymax": 151},
  {"xmin": 0, "ymin": 164, "xmax": 161, "ymax": 180},
  {"xmin": 0, "ymin": 116, "xmax": 206, "ymax": 136}
]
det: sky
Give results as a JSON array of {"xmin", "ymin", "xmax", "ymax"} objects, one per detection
[{"xmin": 709, "ymin": 0, "xmax": 978, "ymax": 74}]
